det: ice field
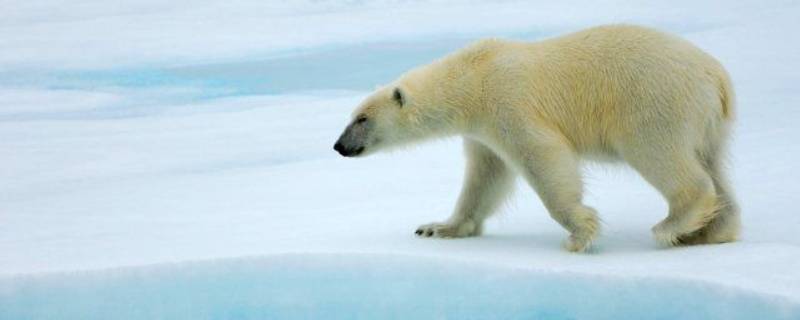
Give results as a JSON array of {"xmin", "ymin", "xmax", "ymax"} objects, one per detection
[{"xmin": 1, "ymin": 1, "xmax": 800, "ymax": 319}]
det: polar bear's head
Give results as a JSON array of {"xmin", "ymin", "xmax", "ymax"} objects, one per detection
[
  {"xmin": 333, "ymin": 70, "xmax": 466, "ymax": 158},
  {"xmin": 333, "ymin": 85, "xmax": 414, "ymax": 157},
  {"xmin": 333, "ymin": 52, "xmax": 482, "ymax": 157},
  {"xmin": 333, "ymin": 40, "xmax": 498, "ymax": 157}
]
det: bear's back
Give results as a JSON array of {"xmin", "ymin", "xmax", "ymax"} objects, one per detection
[{"xmin": 472, "ymin": 25, "xmax": 731, "ymax": 157}]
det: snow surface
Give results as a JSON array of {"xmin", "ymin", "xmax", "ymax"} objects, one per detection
[{"xmin": 2, "ymin": 0, "xmax": 800, "ymax": 318}]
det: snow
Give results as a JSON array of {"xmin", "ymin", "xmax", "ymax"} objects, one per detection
[{"xmin": 2, "ymin": 1, "xmax": 800, "ymax": 318}]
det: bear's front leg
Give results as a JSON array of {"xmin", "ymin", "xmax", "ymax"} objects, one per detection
[
  {"xmin": 512, "ymin": 131, "xmax": 600, "ymax": 252},
  {"xmin": 416, "ymin": 139, "xmax": 515, "ymax": 238}
]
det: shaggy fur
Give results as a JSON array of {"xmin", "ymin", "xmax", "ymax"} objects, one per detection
[{"xmin": 334, "ymin": 24, "xmax": 739, "ymax": 252}]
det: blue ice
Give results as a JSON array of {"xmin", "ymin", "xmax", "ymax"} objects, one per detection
[{"xmin": 1, "ymin": 255, "xmax": 797, "ymax": 320}]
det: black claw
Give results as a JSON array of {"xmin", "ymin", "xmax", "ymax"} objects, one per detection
[
  {"xmin": 415, "ymin": 229, "xmax": 423, "ymax": 236},
  {"xmin": 425, "ymin": 230, "xmax": 433, "ymax": 237}
]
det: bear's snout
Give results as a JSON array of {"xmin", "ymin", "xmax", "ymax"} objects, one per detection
[
  {"xmin": 334, "ymin": 118, "xmax": 371, "ymax": 157},
  {"xmin": 333, "ymin": 128, "xmax": 366, "ymax": 157},
  {"xmin": 333, "ymin": 141, "xmax": 364, "ymax": 157}
]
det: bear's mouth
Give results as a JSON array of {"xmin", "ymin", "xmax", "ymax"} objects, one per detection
[{"xmin": 347, "ymin": 146, "xmax": 365, "ymax": 157}]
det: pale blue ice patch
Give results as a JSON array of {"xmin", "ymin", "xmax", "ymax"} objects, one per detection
[
  {"xmin": 1, "ymin": 255, "xmax": 797, "ymax": 320},
  {"xmin": 0, "ymin": 38, "xmax": 471, "ymax": 120},
  {"xmin": 0, "ymin": 32, "xmax": 562, "ymax": 122},
  {"xmin": 0, "ymin": 37, "xmax": 471, "ymax": 100},
  {"xmin": 0, "ymin": 31, "xmax": 558, "ymax": 99}
]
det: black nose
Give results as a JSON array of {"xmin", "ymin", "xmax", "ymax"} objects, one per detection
[
  {"xmin": 334, "ymin": 142, "xmax": 345, "ymax": 154},
  {"xmin": 333, "ymin": 142, "xmax": 364, "ymax": 157}
]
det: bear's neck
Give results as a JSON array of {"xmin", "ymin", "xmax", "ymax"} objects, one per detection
[{"xmin": 415, "ymin": 58, "xmax": 485, "ymax": 136}]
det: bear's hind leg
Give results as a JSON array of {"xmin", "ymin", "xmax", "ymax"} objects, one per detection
[
  {"xmin": 680, "ymin": 148, "xmax": 740, "ymax": 244},
  {"xmin": 621, "ymin": 145, "xmax": 720, "ymax": 247},
  {"xmin": 416, "ymin": 139, "xmax": 515, "ymax": 238}
]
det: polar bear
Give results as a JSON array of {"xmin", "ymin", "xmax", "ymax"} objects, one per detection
[{"xmin": 333, "ymin": 24, "xmax": 739, "ymax": 252}]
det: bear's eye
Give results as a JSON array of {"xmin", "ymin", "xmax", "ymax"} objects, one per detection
[
  {"xmin": 393, "ymin": 87, "xmax": 405, "ymax": 107},
  {"xmin": 356, "ymin": 116, "xmax": 368, "ymax": 124}
]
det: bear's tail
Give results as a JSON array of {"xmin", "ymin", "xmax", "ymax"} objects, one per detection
[{"xmin": 718, "ymin": 69, "xmax": 735, "ymax": 121}]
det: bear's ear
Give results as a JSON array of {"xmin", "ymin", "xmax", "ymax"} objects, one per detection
[{"xmin": 392, "ymin": 87, "xmax": 406, "ymax": 107}]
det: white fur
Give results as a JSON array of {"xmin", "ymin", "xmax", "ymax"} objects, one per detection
[{"xmin": 344, "ymin": 25, "xmax": 739, "ymax": 252}]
